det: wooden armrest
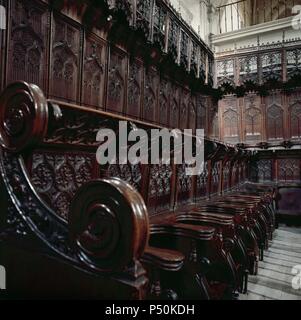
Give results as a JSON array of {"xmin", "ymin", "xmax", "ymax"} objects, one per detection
[
  {"xmin": 151, "ymin": 223, "xmax": 215, "ymax": 241},
  {"xmin": 176, "ymin": 212, "xmax": 233, "ymax": 227},
  {"xmin": 142, "ymin": 247, "xmax": 185, "ymax": 272}
]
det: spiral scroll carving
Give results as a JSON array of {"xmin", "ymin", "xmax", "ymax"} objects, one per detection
[
  {"xmin": 0, "ymin": 82, "xmax": 48, "ymax": 152},
  {"xmin": 69, "ymin": 178, "xmax": 150, "ymax": 272}
]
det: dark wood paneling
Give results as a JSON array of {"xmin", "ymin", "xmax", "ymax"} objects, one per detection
[
  {"xmin": 106, "ymin": 47, "xmax": 127, "ymax": 114},
  {"xmin": 49, "ymin": 12, "xmax": 82, "ymax": 103},
  {"xmin": 7, "ymin": 0, "xmax": 49, "ymax": 91},
  {"xmin": 127, "ymin": 59, "xmax": 143, "ymax": 118},
  {"xmin": 143, "ymin": 67, "xmax": 158, "ymax": 123},
  {"xmin": 81, "ymin": 33, "xmax": 107, "ymax": 109}
]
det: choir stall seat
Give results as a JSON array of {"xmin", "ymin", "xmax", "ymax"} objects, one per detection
[{"xmin": 0, "ymin": 82, "xmax": 275, "ymax": 300}]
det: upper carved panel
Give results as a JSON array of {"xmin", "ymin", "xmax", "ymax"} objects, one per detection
[
  {"xmin": 82, "ymin": 34, "xmax": 106, "ymax": 109},
  {"xmin": 8, "ymin": 0, "xmax": 49, "ymax": 90},
  {"xmin": 50, "ymin": 14, "xmax": 81, "ymax": 102},
  {"xmin": 107, "ymin": 48, "xmax": 127, "ymax": 113},
  {"xmin": 128, "ymin": 60, "xmax": 142, "ymax": 118},
  {"xmin": 217, "ymin": 59, "xmax": 235, "ymax": 86}
]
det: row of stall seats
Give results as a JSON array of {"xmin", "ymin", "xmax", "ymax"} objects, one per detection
[{"xmin": 0, "ymin": 82, "xmax": 276, "ymax": 300}]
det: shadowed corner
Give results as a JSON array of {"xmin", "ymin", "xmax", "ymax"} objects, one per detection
[
  {"xmin": 0, "ymin": 5, "xmax": 6, "ymax": 30},
  {"xmin": 0, "ymin": 265, "xmax": 6, "ymax": 290}
]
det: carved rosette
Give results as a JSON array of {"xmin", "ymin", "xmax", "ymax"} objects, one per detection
[
  {"xmin": 69, "ymin": 178, "xmax": 150, "ymax": 272},
  {"xmin": 0, "ymin": 82, "xmax": 48, "ymax": 153}
]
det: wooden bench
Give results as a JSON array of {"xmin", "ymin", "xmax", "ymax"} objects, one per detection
[{"xmin": 0, "ymin": 82, "xmax": 275, "ymax": 300}]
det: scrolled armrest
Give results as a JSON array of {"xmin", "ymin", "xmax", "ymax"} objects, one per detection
[
  {"xmin": 0, "ymin": 81, "xmax": 49, "ymax": 153},
  {"xmin": 69, "ymin": 178, "xmax": 150, "ymax": 272},
  {"xmin": 142, "ymin": 247, "xmax": 185, "ymax": 272}
]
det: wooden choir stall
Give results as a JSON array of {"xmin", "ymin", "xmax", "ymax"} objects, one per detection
[{"xmin": 0, "ymin": 0, "xmax": 300, "ymax": 300}]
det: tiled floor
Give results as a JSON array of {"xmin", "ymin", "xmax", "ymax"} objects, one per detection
[{"xmin": 241, "ymin": 226, "xmax": 301, "ymax": 300}]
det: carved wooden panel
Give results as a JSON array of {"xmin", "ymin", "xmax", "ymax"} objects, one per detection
[
  {"xmin": 107, "ymin": 164, "xmax": 142, "ymax": 191},
  {"xmin": 190, "ymin": 41, "xmax": 199, "ymax": 77},
  {"xmin": 136, "ymin": 0, "xmax": 152, "ymax": 41},
  {"xmin": 7, "ymin": 0, "xmax": 49, "ymax": 90},
  {"xmin": 278, "ymin": 159, "xmax": 301, "ymax": 182},
  {"xmin": 50, "ymin": 13, "xmax": 81, "ymax": 102},
  {"xmin": 30, "ymin": 152, "xmax": 96, "ymax": 220},
  {"xmin": 196, "ymin": 95, "xmax": 207, "ymax": 130},
  {"xmin": 277, "ymin": 187, "xmax": 301, "ymax": 216},
  {"xmin": 180, "ymin": 89, "xmax": 190, "ymax": 130},
  {"xmin": 217, "ymin": 59, "xmax": 235, "ymax": 86},
  {"xmin": 261, "ymin": 52, "xmax": 282, "ymax": 81},
  {"xmin": 189, "ymin": 96, "xmax": 197, "ymax": 132},
  {"xmin": 197, "ymin": 162, "xmax": 209, "ymax": 198},
  {"xmin": 239, "ymin": 55, "xmax": 258, "ymax": 85},
  {"xmin": 231, "ymin": 161, "xmax": 240, "ymax": 188},
  {"xmin": 177, "ymin": 164, "xmax": 193, "ymax": 205},
  {"xmin": 289, "ymin": 91, "xmax": 301, "ymax": 139},
  {"xmin": 211, "ymin": 161, "xmax": 221, "ymax": 194},
  {"xmin": 222, "ymin": 97, "xmax": 240, "ymax": 143},
  {"xmin": 287, "ymin": 48, "xmax": 301, "ymax": 80},
  {"xmin": 180, "ymin": 30, "xmax": 189, "ymax": 70},
  {"xmin": 158, "ymin": 78, "xmax": 169, "ymax": 126},
  {"xmin": 250, "ymin": 159, "xmax": 273, "ymax": 182},
  {"xmin": 199, "ymin": 49, "xmax": 206, "ymax": 83},
  {"xmin": 153, "ymin": 1, "xmax": 167, "ymax": 51},
  {"xmin": 222, "ymin": 161, "xmax": 231, "ymax": 192},
  {"xmin": 266, "ymin": 94, "xmax": 284, "ymax": 141},
  {"xmin": 168, "ymin": 18, "xmax": 179, "ymax": 62},
  {"xmin": 143, "ymin": 68, "xmax": 158, "ymax": 123},
  {"xmin": 147, "ymin": 163, "xmax": 173, "ymax": 215},
  {"xmin": 244, "ymin": 94, "xmax": 262, "ymax": 143},
  {"xmin": 82, "ymin": 33, "xmax": 106, "ymax": 109},
  {"xmin": 127, "ymin": 59, "xmax": 143, "ymax": 118},
  {"xmin": 107, "ymin": 47, "xmax": 127, "ymax": 114},
  {"xmin": 170, "ymin": 85, "xmax": 180, "ymax": 128}
]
